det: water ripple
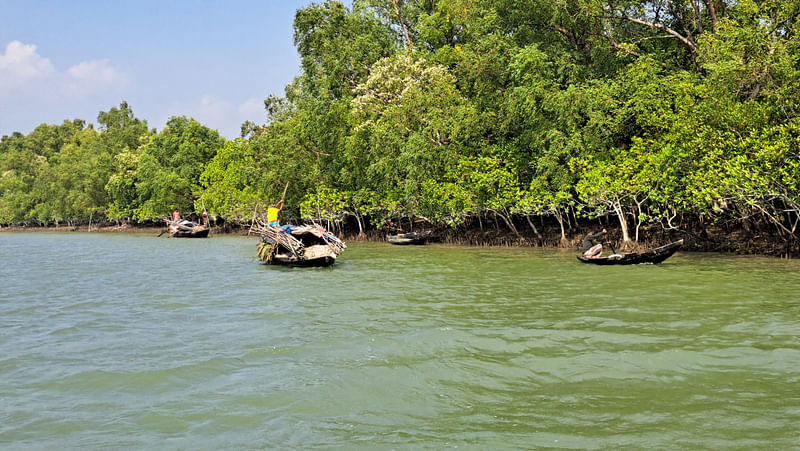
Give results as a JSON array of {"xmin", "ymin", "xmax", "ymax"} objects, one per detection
[{"xmin": 1, "ymin": 234, "xmax": 799, "ymax": 448}]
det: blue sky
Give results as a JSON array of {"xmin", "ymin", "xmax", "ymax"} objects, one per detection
[{"xmin": 0, "ymin": 1, "xmax": 319, "ymax": 139}]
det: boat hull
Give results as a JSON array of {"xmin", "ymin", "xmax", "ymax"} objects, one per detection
[
  {"xmin": 577, "ymin": 240, "xmax": 683, "ymax": 265},
  {"xmin": 170, "ymin": 227, "xmax": 210, "ymax": 238},
  {"xmin": 256, "ymin": 226, "xmax": 345, "ymax": 267},
  {"xmin": 266, "ymin": 254, "xmax": 336, "ymax": 267},
  {"xmin": 387, "ymin": 231, "xmax": 431, "ymax": 245}
]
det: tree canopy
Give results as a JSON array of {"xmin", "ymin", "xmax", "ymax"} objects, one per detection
[{"xmin": 2, "ymin": 0, "xmax": 799, "ymax": 252}]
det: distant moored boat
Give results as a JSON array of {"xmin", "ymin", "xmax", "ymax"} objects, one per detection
[{"xmin": 387, "ymin": 230, "xmax": 432, "ymax": 245}]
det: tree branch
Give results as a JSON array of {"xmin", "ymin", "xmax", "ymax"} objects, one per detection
[
  {"xmin": 690, "ymin": 0, "xmax": 704, "ymax": 34},
  {"xmin": 701, "ymin": 0, "xmax": 718, "ymax": 33},
  {"xmin": 605, "ymin": 14, "xmax": 697, "ymax": 51},
  {"xmin": 390, "ymin": 0, "xmax": 414, "ymax": 51}
]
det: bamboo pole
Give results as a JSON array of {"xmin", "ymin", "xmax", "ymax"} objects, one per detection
[{"xmin": 280, "ymin": 181, "xmax": 289, "ymax": 203}]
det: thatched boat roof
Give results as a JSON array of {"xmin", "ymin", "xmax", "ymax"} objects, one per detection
[{"xmin": 252, "ymin": 218, "xmax": 346, "ymax": 265}]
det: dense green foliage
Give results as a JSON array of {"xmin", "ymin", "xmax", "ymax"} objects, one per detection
[{"xmin": 2, "ymin": 0, "xmax": 799, "ymax": 248}]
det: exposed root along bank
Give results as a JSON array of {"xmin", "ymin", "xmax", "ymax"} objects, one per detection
[{"xmin": 3, "ymin": 216, "xmax": 797, "ymax": 258}]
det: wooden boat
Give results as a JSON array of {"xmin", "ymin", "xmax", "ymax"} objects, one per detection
[
  {"xmin": 255, "ymin": 224, "xmax": 346, "ymax": 267},
  {"xmin": 387, "ymin": 230, "xmax": 432, "ymax": 245},
  {"xmin": 167, "ymin": 219, "xmax": 209, "ymax": 238},
  {"xmin": 577, "ymin": 240, "xmax": 684, "ymax": 265}
]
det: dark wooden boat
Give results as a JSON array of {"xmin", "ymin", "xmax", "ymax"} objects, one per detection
[
  {"xmin": 256, "ymin": 224, "xmax": 346, "ymax": 267},
  {"xmin": 577, "ymin": 240, "xmax": 683, "ymax": 265},
  {"xmin": 387, "ymin": 230, "xmax": 432, "ymax": 245},
  {"xmin": 172, "ymin": 227, "xmax": 210, "ymax": 238},
  {"xmin": 168, "ymin": 219, "xmax": 210, "ymax": 238}
]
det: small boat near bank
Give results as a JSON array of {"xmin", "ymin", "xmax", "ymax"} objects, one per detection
[
  {"xmin": 577, "ymin": 240, "xmax": 684, "ymax": 265},
  {"xmin": 255, "ymin": 223, "xmax": 346, "ymax": 267},
  {"xmin": 387, "ymin": 230, "xmax": 432, "ymax": 245},
  {"xmin": 167, "ymin": 219, "xmax": 209, "ymax": 238}
]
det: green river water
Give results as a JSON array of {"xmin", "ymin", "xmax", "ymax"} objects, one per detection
[{"xmin": 1, "ymin": 232, "xmax": 798, "ymax": 449}]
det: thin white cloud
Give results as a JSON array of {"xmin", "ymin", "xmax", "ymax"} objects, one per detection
[
  {"xmin": 0, "ymin": 40, "xmax": 267, "ymax": 138},
  {"xmin": 0, "ymin": 40, "xmax": 126, "ymax": 100},
  {"xmin": 198, "ymin": 94, "xmax": 233, "ymax": 114},
  {"xmin": 162, "ymin": 95, "xmax": 266, "ymax": 138},
  {"xmin": 0, "ymin": 41, "xmax": 55, "ymax": 85},
  {"xmin": 67, "ymin": 60, "xmax": 126, "ymax": 85},
  {"xmin": 238, "ymin": 97, "xmax": 264, "ymax": 115}
]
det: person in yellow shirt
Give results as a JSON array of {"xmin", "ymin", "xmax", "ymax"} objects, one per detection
[{"xmin": 267, "ymin": 200, "xmax": 284, "ymax": 227}]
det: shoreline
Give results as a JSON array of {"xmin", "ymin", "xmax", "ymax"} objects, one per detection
[
  {"xmin": 0, "ymin": 224, "xmax": 250, "ymax": 237},
  {"xmin": 2, "ymin": 222, "xmax": 796, "ymax": 258}
]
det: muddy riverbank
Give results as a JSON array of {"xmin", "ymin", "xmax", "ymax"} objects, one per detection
[{"xmin": 4, "ymin": 216, "xmax": 794, "ymax": 258}]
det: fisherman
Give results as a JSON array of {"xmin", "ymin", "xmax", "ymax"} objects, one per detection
[
  {"xmin": 201, "ymin": 209, "xmax": 209, "ymax": 227},
  {"xmin": 387, "ymin": 219, "xmax": 404, "ymax": 235},
  {"xmin": 267, "ymin": 200, "xmax": 284, "ymax": 227},
  {"xmin": 172, "ymin": 209, "xmax": 181, "ymax": 221},
  {"xmin": 582, "ymin": 228, "xmax": 607, "ymax": 258}
]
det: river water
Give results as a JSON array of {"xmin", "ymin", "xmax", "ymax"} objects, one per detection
[{"xmin": 1, "ymin": 232, "xmax": 798, "ymax": 449}]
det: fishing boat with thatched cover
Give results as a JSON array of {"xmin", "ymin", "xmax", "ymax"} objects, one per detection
[
  {"xmin": 166, "ymin": 219, "xmax": 210, "ymax": 238},
  {"xmin": 253, "ymin": 220, "xmax": 346, "ymax": 267}
]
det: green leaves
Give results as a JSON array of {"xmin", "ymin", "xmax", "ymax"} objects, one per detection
[
  {"xmin": 197, "ymin": 140, "xmax": 262, "ymax": 219},
  {"xmin": 127, "ymin": 117, "xmax": 223, "ymax": 219},
  {"xmin": 1, "ymin": 0, "xmax": 799, "ymax": 243},
  {"xmin": 295, "ymin": 1, "xmax": 395, "ymax": 99},
  {"xmin": 350, "ymin": 53, "xmax": 480, "ymax": 198}
]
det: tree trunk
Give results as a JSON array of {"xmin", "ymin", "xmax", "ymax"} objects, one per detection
[
  {"xmin": 611, "ymin": 200, "xmax": 631, "ymax": 244},
  {"xmin": 525, "ymin": 215, "xmax": 541, "ymax": 239},
  {"xmin": 390, "ymin": 0, "xmax": 413, "ymax": 51},
  {"xmin": 494, "ymin": 208, "xmax": 520, "ymax": 238},
  {"xmin": 553, "ymin": 208, "xmax": 567, "ymax": 243},
  {"xmin": 633, "ymin": 196, "xmax": 646, "ymax": 243},
  {"xmin": 355, "ymin": 212, "xmax": 364, "ymax": 238}
]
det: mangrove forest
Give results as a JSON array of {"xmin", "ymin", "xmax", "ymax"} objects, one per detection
[{"xmin": 1, "ymin": 0, "xmax": 799, "ymax": 255}]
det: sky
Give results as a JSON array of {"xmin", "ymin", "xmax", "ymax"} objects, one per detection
[{"xmin": 0, "ymin": 1, "xmax": 320, "ymax": 139}]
